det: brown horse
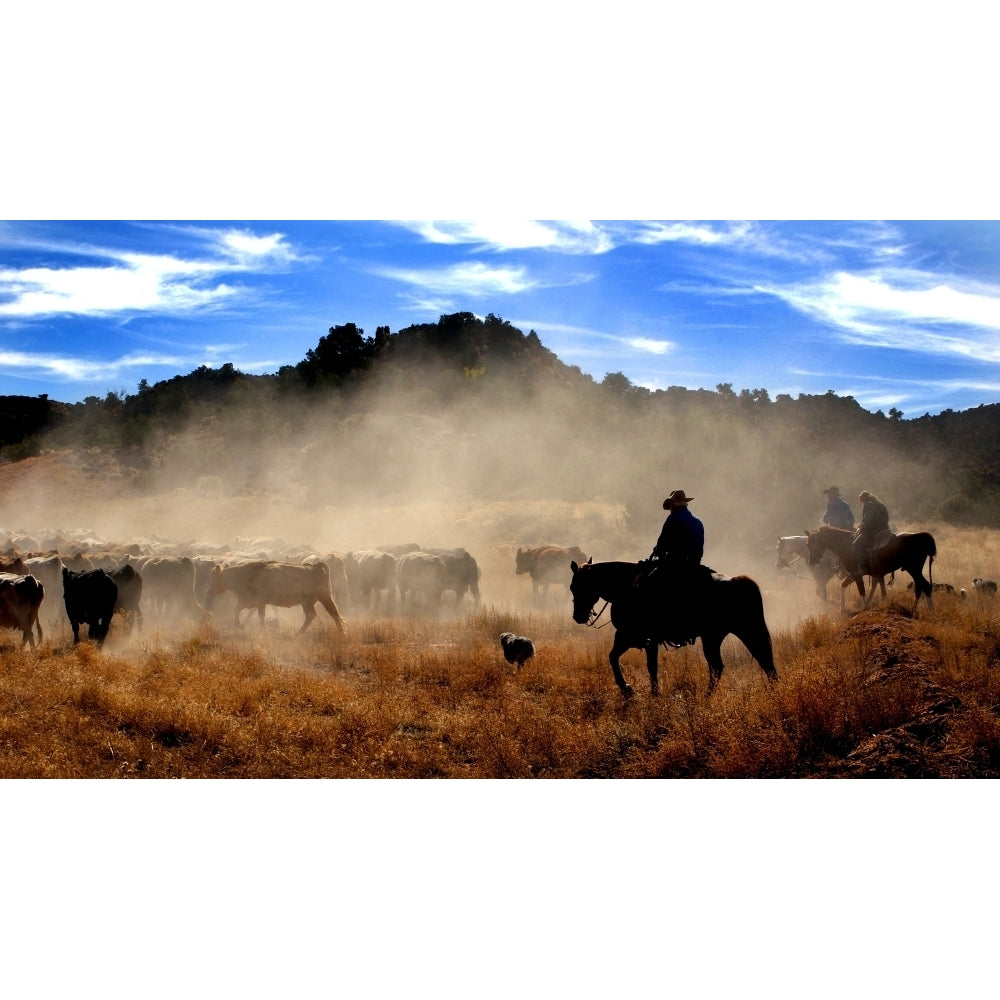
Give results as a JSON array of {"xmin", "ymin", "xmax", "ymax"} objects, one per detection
[
  {"xmin": 805, "ymin": 525, "xmax": 937, "ymax": 611},
  {"xmin": 569, "ymin": 558, "xmax": 777, "ymax": 697}
]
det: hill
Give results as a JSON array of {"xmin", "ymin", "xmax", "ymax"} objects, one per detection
[{"xmin": 2, "ymin": 312, "xmax": 1000, "ymax": 554}]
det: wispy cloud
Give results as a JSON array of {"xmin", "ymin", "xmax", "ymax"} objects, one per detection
[
  {"xmin": 516, "ymin": 319, "xmax": 675, "ymax": 358},
  {"xmin": 0, "ymin": 263, "xmax": 239, "ymax": 317},
  {"xmin": 760, "ymin": 267, "xmax": 1000, "ymax": 362},
  {"xmin": 394, "ymin": 220, "xmax": 616, "ymax": 255},
  {"xmin": 0, "ymin": 347, "xmax": 282, "ymax": 385},
  {"xmin": 0, "ymin": 225, "xmax": 302, "ymax": 319},
  {"xmin": 373, "ymin": 261, "xmax": 538, "ymax": 297},
  {"xmin": 398, "ymin": 219, "xmax": 848, "ymax": 265},
  {"xmin": 0, "ymin": 349, "xmax": 187, "ymax": 381}
]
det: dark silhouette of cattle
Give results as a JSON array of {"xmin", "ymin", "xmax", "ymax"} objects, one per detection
[
  {"xmin": 109, "ymin": 564, "xmax": 144, "ymax": 635},
  {"xmin": 396, "ymin": 551, "xmax": 446, "ymax": 611},
  {"xmin": 62, "ymin": 568, "xmax": 118, "ymax": 646},
  {"xmin": 515, "ymin": 544, "xmax": 588, "ymax": 598},
  {"xmin": 973, "ymin": 577, "xmax": 998, "ymax": 596},
  {"xmin": 206, "ymin": 561, "xmax": 346, "ymax": 634},
  {"xmin": 425, "ymin": 547, "xmax": 482, "ymax": 608},
  {"xmin": 500, "ymin": 632, "xmax": 535, "ymax": 667},
  {"xmin": 0, "ymin": 573, "xmax": 44, "ymax": 648}
]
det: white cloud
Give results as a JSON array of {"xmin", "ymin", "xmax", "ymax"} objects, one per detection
[
  {"xmin": 0, "ymin": 262, "xmax": 239, "ymax": 317},
  {"xmin": 760, "ymin": 268, "xmax": 1000, "ymax": 362},
  {"xmin": 374, "ymin": 261, "xmax": 537, "ymax": 297},
  {"xmin": 0, "ymin": 349, "xmax": 185, "ymax": 381},
  {"xmin": 0, "ymin": 347, "xmax": 283, "ymax": 385},
  {"xmin": 395, "ymin": 220, "xmax": 617, "ymax": 254},
  {"xmin": 0, "ymin": 225, "xmax": 301, "ymax": 319},
  {"xmin": 624, "ymin": 336, "xmax": 673, "ymax": 355},
  {"xmin": 516, "ymin": 318, "xmax": 676, "ymax": 360},
  {"xmin": 398, "ymin": 219, "xmax": 841, "ymax": 264},
  {"xmin": 632, "ymin": 221, "xmax": 745, "ymax": 246},
  {"xmin": 214, "ymin": 229, "xmax": 300, "ymax": 266}
]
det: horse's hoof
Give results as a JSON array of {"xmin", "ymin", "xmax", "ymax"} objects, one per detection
[{"xmin": 621, "ymin": 685, "xmax": 635, "ymax": 700}]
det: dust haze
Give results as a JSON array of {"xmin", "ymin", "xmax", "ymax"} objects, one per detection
[{"xmin": 0, "ymin": 360, "xmax": 946, "ymax": 631}]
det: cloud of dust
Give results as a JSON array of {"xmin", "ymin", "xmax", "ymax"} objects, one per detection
[{"xmin": 0, "ymin": 359, "xmax": 950, "ymax": 626}]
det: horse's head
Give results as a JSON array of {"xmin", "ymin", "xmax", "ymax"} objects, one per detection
[
  {"xmin": 569, "ymin": 557, "xmax": 596, "ymax": 624},
  {"xmin": 804, "ymin": 528, "xmax": 824, "ymax": 566},
  {"xmin": 777, "ymin": 534, "xmax": 813, "ymax": 569}
]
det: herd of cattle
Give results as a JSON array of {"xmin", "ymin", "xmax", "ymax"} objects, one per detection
[{"xmin": 0, "ymin": 528, "xmax": 591, "ymax": 649}]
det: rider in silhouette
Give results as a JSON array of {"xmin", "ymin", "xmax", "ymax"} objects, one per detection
[{"xmin": 644, "ymin": 489, "xmax": 705, "ymax": 645}]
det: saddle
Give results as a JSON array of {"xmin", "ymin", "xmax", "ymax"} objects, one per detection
[
  {"xmin": 860, "ymin": 529, "xmax": 894, "ymax": 572},
  {"xmin": 637, "ymin": 563, "xmax": 713, "ymax": 647}
]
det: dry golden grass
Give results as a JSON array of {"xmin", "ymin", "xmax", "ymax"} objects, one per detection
[
  {"xmin": 2, "ymin": 576, "xmax": 999, "ymax": 778},
  {"xmin": 2, "ymin": 447, "xmax": 999, "ymax": 778}
]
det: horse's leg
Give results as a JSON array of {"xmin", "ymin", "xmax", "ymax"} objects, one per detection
[
  {"xmin": 700, "ymin": 633, "xmax": 725, "ymax": 695},
  {"xmin": 644, "ymin": 640, "xmax": 660, "ymax": 697},
  {"xmin": 734, "ymin": 625, "xmax": 779, "ymax": 684},
  {"xmin": 608, "ymin": 631, "xmax": 635, "ymax": 699},
  {"xmin": 910, "ymin": 565, "xmax": 932, "ymax": 610},
  {"xmin": 841, "ymin": 571, "xmax": 861, "ymax": 610}
]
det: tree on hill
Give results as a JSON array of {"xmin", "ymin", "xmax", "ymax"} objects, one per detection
[{"xmin": 293, "ymin": 323, "xmax": 381, "ymax": 388}]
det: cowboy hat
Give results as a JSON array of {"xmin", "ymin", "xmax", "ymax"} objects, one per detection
[
  {"xmin": 662, "ymin": 489, "xmax": 694, "ymax": 509},
  {"xmin": 822, "ymin": 486, "xmax": 840, "ymax": 495}
]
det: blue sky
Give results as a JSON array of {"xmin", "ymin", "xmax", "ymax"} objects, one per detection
[{"xmin": 2, "ymin": 219, "xmax": 1000, "ymax": 416}]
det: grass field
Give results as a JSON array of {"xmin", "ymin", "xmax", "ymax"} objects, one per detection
[{"xmin": 3, "ymin": 571, "xmax": 999, "ymax": 778}]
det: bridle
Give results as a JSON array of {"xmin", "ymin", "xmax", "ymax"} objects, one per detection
[{"xmin": 585, "ymin": 599, "xmax": 610, "ymax": 628}]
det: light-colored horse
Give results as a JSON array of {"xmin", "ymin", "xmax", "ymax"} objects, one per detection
[{"xmin": 776, "ymin": 535, "xmax": 842, "ymax": 601}]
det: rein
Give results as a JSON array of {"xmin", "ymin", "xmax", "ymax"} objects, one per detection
[{"xmin": 587, "ymin": 600, "xmax": 611, "ymax": 628}]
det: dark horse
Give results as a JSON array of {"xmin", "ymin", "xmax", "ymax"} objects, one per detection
[
  {"xmin": 569, "ymin": 559, "xmax": 778, "ymax": 697},
  {"xmin": 805, "ymin": 525, "xmax": 937, "ymax": 612}
]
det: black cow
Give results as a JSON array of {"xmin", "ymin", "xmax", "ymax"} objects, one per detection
[
  {"xmin": 425, "ymin": 547, "xmax": 482, "ymax": 608},
  {"xmin": 63, "ymin": 568, "xmax": 118, "ymax": 645},
  {"xmin": 110, "ymin": 564, "xmax": 144, "ymax": 634}
]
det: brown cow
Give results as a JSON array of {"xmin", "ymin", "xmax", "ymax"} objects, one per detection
[
  {"xmin": 515, "ymin": 544, "xmax": 588, "ymax": 598},
  {"xmin": 0, "ymin": 573, "xmax": 44, "ymax": 648},
  {"xmin": 206, "ymin": 561, "xmax": 346, "ymax": 634},
  {"xmin": 136, "ymin": 556, "xmax": 204, "ymax": 619}
]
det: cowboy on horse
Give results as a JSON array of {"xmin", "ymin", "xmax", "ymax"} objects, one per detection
[
  {"xmin": 853, "ymin": 490, "xmax": 890, "ymax": 572},
  {"xmin": 637, "ymin": 489, "xmax": 707, "ymax": 645},
  {"xmin": 821, "ymin": 485, "xmax": 855, "ymax": 530}
]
